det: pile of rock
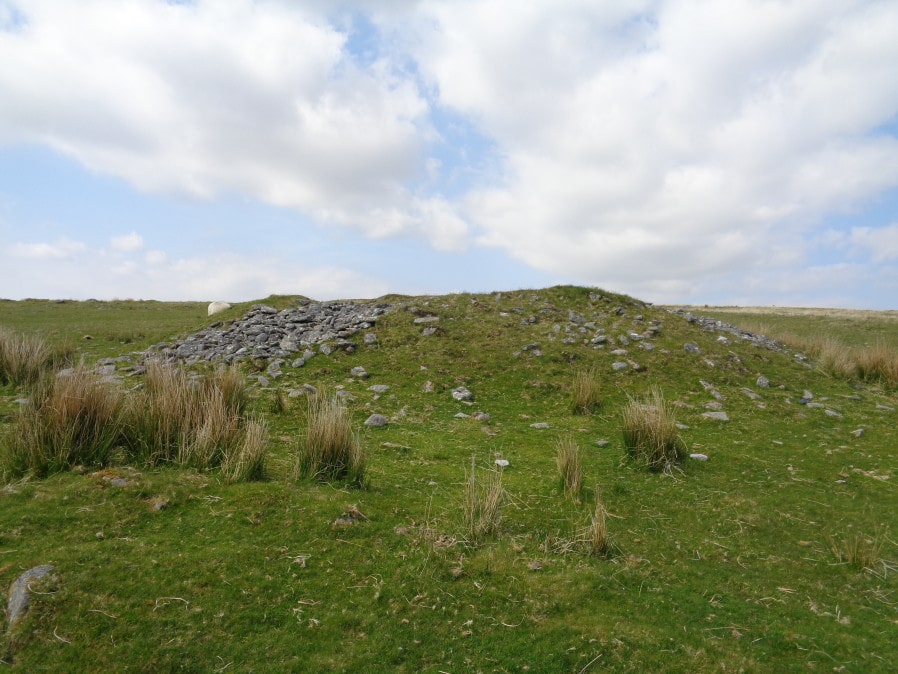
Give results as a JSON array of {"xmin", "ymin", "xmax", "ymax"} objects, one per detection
[
  {"xmin": 666, "ymin": 309, "xmax": 788, "ymax": 353},
  {"xmin": 144, "ymin": 301, "xmax": 392, "ymax": 365}
]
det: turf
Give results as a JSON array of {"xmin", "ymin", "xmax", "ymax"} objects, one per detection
[{"xmin": 1, "ymin": 287, "xmax": 896, "ymax": 672}]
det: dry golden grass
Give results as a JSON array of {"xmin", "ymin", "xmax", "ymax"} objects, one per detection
[
  {"xmin": 621, "ymin": 387, "xmax": 685, "ymax": 472},
  {"xmin": 556, "ymin": 436, "xmax": 583, "ymax": 499},
  {"xmin": 463, "ymin": 456, "xmax": 505, "ymax": 544},
  {"xmin": 1, "ymin": 366, "xmax": 123, "ymax": 477},
  {"xmin": 831, "ymin": 529, "xmax": 886, "ymax": 572},
  {"xmin": 585, "ymin": 491, "xmax": 610, "ymax": 557},
  {"xmin": 0, "ymin": 327, "xmax": 70, "ymax": 387},
  {"xmin": 295, "ymin": 394, "xmax": 365, "ymax": 485},
  {"xmin": 570, "ymin": 366, "xmax": 602, "ymax": 414},
  {"xmin": 221, "ymin": 416, "xmax": 268, "ymax": 483}
]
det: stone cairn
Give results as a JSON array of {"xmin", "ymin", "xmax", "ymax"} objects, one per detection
[{"xmin": 143, "ymin": 301, "xmax": 392, "ymax": 366}]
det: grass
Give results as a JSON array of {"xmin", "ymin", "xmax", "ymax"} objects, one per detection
[
  {"xmin": 0, "ymin": 326, "xmax": 70, "ymax": 387},
  {"xmin": 570, "ymin": 365, "xmax": 602, "ymax": 414},
  {"xmin": 830, "ymin": 528, "xmax": 889, "ymax": 572},
  {"xmin": 584, "ymin": 489, "xmax": 610, "ymax": 557},
  {"xmin": 621, "ymin": 387, "xmax": 685, "ymax": 472},
  {"xmin": 294, "ymin": 393, "xmax": 365, "ymax": 485},
  {"xmin": 1, "ymin": 287, "xmax": 897, "ymax": 672},
  {"xmin": 556, "ymin": 435, "xmax": 583, "ymax": 498},
  {"xmin": 462, "ymin": 456, "xmax": 505, "ymax": 544},
  {"xmin": 1, "ymin": 366, "xmax": 123, "ymax": 478},
  {"xmin": 688, "ymin": 308, "xmax": 898, "ymax": 388}
]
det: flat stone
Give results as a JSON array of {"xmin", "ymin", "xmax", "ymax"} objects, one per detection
[
  {"xmin": 702, "ymin": 411, "xmax": 730, "ymax": 422},
  {"xmin": 454, "ymin": 412, "xmax": 470, "ymax": 419},
  {"xmin": 351, "ymin": 366, "xmax": 369, "ymax": 379},
  {"xmin": 413, "ymin": 315, "xmax": 440, "ymax": 324},
  {"xmin": 612, "ymin": 362, "xmax": 628, "ymax": 371},
  {"xmin": 368, "ymin": 384, "xmax": 389, "ymax": 394},
  {"xmin": 6, "ymin": 565, "xmax": 54, "ymax": 630},
  {"xmin": 364, "ymin": 414, "xmax": 388, "ymax": 427},
  {"xmin": 851, "ymin": 428, "xmax": 865, "ymax": 438},
  {"xmin": 422, "ymin": 327, "xmax": 438, "ymax": 336},
  {"xmin": 451, "ymin": 386, "xmax": 474, "ymax": 402},
  {"xmin": 530, "ymin": 422, "xmax": 550, "ymax": 429},
  {"xmin": 689, "ymin": 453, "xmax": 709, "ymax": 461},
  {"xmin": 363, "ymin": 333, "xmax": 378, "ymax": 345},
  {"xmin": 740, "ymin": 387, "xmax": 762, "ymax": 400},
  {"xmin": 494, "ymin": 459, "xmax": 510, "ymax": 468},
  {"xmin": 684, "ymin": 343, "xmax": 701, "ymax": 354}
]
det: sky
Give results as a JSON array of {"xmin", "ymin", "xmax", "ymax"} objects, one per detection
[{"xmin": 1, "ymin": 0, "xmax": 898, "ymax": 308}]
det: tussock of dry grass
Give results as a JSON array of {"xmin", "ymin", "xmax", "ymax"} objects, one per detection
[
  {"xmin": 1, "ymin": 366, "xmax": 123, "ymax": 477},
  {"xmin": 295, "ymin": 394, "xmax": 365, "ymax": 485},
  {"xmin": 621, "ymin": 387, "xmax": 685, "ymax": 472},
  {"xmin": 570, "ymin": 366, "xmax": 602, "ymax": 414},
  {"xmin": 585, "ymin": 492, "xmax": 609, "ymax": 557},
  {"xmin": 556, "ymin": 436, "xmax": 582, "ymax": 499},
  {"xmin": 1, "ymin": 359, "xmax": 264, "ymax": 480},
  {"xmin": 463, "ymin": 456, "xmax": 504, "ymax": 544},
  {"xmin": 0, "ymin": 326, "xmax": 70, "ymax": 387},
  {"xmin": 831, "ymin": 529, "xmax": 887, "ymax": 572}
]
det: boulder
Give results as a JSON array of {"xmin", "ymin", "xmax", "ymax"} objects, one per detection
[{"xmin": 207, "ymin": 301, "xmax": 232, "ymax": 316}]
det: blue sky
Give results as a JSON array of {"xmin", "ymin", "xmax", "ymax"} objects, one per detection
[{"xmin": 2, "ymin": 0, "xmax": 898, "ymax": 308}]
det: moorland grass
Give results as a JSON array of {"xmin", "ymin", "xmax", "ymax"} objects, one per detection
[
  {"xmin": 0, "ymin": 359, "xmax": 264, "ymax": 480},
  {"xmin": 295, "ymin": 393, "xmax": 365, "ymax": 485},
  {"xmin": 1, "ymin": 289, "xmax": 897, "ymax": 672},
  {"xmin": 463, "ymin": 456, "xmax": 505, "ymax": 544},
  {"xmin": 1, "ymin": 365, "xmax": 123, "ymax": 477},
  {"xmin": 0, "ymin": 326, "xmax": 70, "ymax": 387},
  {"xmin": 556, "ymin": 435, "xmax": 583, "ymax": 499},
  {"xmin": 570, "ymin": 365, "xmax": 602, "ymax": 414},
  {"xmin": 621, "ymin": 387, "xmax": 685, "ymax": 472}
]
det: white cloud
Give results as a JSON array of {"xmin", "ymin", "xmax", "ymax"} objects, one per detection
[
  {"xmin": 9, "ymin": 238, "xmax": 87, "ymax": 259},
  {"xmin": 850, "ymin": 222, "xmax": 898, "ymax": 262},
  {"xmin": 110, "ymin": 231, "xmax": 144, "ymax": 252},
  {"xmin": 0, "ymin": 0, "xmax": 462, "ymax": 246},
  {"xmin": 0, "ymin": 238, "xmax": 390, "ymax": 301},
  {"xmin": 394, "ymin": 0, "xmax": 898, "ymax": 300}
]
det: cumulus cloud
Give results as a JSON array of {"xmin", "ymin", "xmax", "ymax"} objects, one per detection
[
  {"xmin": 0, "ymin": 0, "xmax": 466, "ymax": 249},
  {"xmin": 110, "ymin": 231, "xmax": 144, "ymax": 252},
  {"xmin": 0, "ymin": 236, "xmax": 389, "ymax": 301},
  {"xmin": 391, "ymin": 0, "xmax": 898, "ymax": 299},
  {"xmin": 2, "ymin": 0, "xmax": 898, "ymax": 306}
]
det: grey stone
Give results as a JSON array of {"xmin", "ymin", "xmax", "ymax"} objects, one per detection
[
  {"xmin": 473, "ymin": 412, "xmax": 491, "ymax": 422},
  {"xmin": 851, "ymin": 428, "xmax": 865, "ymax": 438},
  {"xmin": 364, "ymin": 414, "xmax": 388, "ymax": 427},
  {"xmin": 740, "ymin": 388, "xmax": 762, "ymax": 400},
  {"xmin": 684, "ymin": 342, "xmax": 701, "ymax": 354},
  {"xmin": 368, "ymin": 384, "xmax": 389, "ymax": 394},
  {"xmin": 364, "ymin": 333, "xmax": 378, "ymax": 345},
  {"xmin": 292, "ymin": 358, "xmax": 306, "ymax": 368},
  {"xmin": 612, "ymin": 362, "xmax": 628, "ymax": 371},
  {"xmin": 413, "ymin": 315, "xmax": 439, "ymax": 324},
  {"xmin": 757, "ymin": 376, "xmax": 771, "ymax": 388},
  {"xmin": 351, "ymin": 366, "xmax": 369, "ymax": 379},
  {"xmin": 6, "ymin": 565, "xmax": 54, "ymax": 631},
  {"xmin": 530, "ymin": 422, "xmax": 550, "ymax": 429},
  {"xmin": 422, "ymin": 327, "xmax": 438, "ymax": 336},
  {"xmin": 454, "ymin": 412, "xmax": 470, "ymax": 419},
  {"xmin": 319, "ymin": 343, "xmax": 333, "ymax": 356},
  {"xmin": 825, "ymin": 409, "xmax": 842, "ymax": 418},
  {"xmin": 702, "ymin": 411, "xmax": 729, "ymax": 422},
  {"xmin": 689, "ymin": 453, "xmax": 709, "ymax": 461},
  {"xmin": 451, "ymin": 386, "xmax": 474, "ymax": 401}
]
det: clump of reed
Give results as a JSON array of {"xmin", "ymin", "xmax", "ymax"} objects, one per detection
[
  {"xmin": 556, "ymin": 436, "xmax": 583, "ymax": 499},
  {"xmin": 295, "ymin": 393, "xmax": 365, "ymax": 485},
  {"xmin": 621, "ymin": 387, "xmax": 685, "ymax": 472},
  {"xmin": 0, "ymin": 326, "xmax": 71, "ymax": 388},
  {"xmin": 570, "ymin": 366, "xmax": 602, "ymax": 414},
  {"xmin": 1, "ymin": 366, "xmax": 123, "ymax": 478},
  {"xmin": 463, "ymin": 456, "xmax": 505, "ymax": 544}
]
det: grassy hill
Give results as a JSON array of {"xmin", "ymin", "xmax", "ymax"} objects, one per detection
[{"xmin": 1, "ymin": 287, "xmax": 896, "ymax": 672}]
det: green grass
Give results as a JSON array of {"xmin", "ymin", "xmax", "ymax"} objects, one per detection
[{"xmin": 1, "ymin": 286, "xmax": 897, "ymax": 671}]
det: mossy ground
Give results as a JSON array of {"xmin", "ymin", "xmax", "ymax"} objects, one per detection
[{"xmin": 1, "ymin": 287, "xmax": 896, "ymax": 672}]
